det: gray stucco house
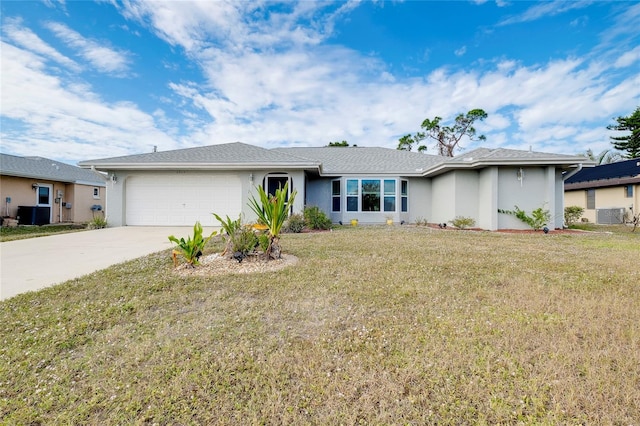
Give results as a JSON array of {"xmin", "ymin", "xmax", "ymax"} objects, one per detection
[{"xmin": 78, "ymin": 142, "xmax": 589, "ymax": 230}]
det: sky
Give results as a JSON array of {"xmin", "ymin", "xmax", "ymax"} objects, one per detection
[{"xmin": 1, "ymin": 0, "xmax": 639, "ymax": 165}]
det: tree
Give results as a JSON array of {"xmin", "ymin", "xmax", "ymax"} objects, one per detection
[
  {"xmin": 399, "ymin": 109, "xmax": 488, "ymax": 156},
  {"xmin": 584, "ymin": 148, "xmax": 625, "ymax": 164},
  {"xmin": 607, "ymin": 106, "xmax": 640, "ymax": 158},
  {"xmin": 397, "ymin": 132, "xmax": 427, "ymax": 152},
  {"xmin": 422, "ymin": 109, "xmax": 488, "ymax": 156},
  {"xmin": 327, "ymin": 140, "xmax": 353, "ymax": 147}
]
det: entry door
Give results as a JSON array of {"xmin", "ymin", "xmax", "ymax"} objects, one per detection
[
  {"xmin": 36, "ymin": 184, "xmax": 53, "ymax": 223},
  {"xmin": 266, "ymin": 175, "xmax": 290, "ymax": 199}
]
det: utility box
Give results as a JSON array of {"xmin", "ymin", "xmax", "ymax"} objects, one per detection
[
  {"xmin": 17, "ymin": 206, "xmax": 51, "ymax": 226},
  {"xmin": 596, "ymin": 208, "xmax": 625, "ymax": 225}
]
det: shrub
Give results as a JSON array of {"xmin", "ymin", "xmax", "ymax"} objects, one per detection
[
  {"xmin": 498, "ymin": 205, "xmax": 551, "ymax": 231},
  {"xmin": 248, "ymin": 182, "xmax": 297, "ymax": 259},
  {"xmin": 87, "ymin": 216, "xmax": 107, "ymax": 229},
  {"xmin": 303, "ymin": 206, "xmax": 332, "ymax": 230},
  {"xmin": 284, "ymin": 213, "xmax": 305, "ymax": 233},
  {"xmin": 168, "ymin": 221, "xmax": 216, "ymax": 267},
  {"xmin": 231, "ymin": 225, "xmax": 259, "ymax": 255},
  {"xmin": 415, "ymin": 217, "xmax": 428, "ymax": 226},
  {"xmin": 451, "ymin": 216, "xmax": 475, "ymax": 229},
  {"xmin": 564, "ymin": 206, "xmax": 585, "ymax": 226}
]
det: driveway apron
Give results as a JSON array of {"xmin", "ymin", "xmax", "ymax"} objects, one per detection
[{"xmin": 0, "ymin": 227, "xmax": 217, "ymax": 300}]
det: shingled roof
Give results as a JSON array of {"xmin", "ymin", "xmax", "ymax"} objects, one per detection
[
  {"xmin": 78, "ymin": 142, "xmax": 589, "ymax": 176},
  {"xmin": 273, "ymin": 146, "xmax": 445, "ymax": 175},
  {"xmin": 1, "ymin": 153, "xmax": 106, "ymax": 185},
  {"xmin": 79, "ymin": 142, "xmax": 320, "ymax": 170}
]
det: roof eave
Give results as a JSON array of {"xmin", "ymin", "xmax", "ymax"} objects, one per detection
[
  {"xmin": 79, "ymin": 162, "xmax": 321, "ymax": 171},
  {"xmin": 422, "ymin": 158, "xmax": 592, "ymax": 177}
]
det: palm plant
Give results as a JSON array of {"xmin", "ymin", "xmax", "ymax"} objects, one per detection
[
  {"xmin": 248, "ymin": 182, "xmax": 297, "ymax": 259},
  {"xmin": 168, "ymin": 221, "xmax": 216, "ymax": 267}
]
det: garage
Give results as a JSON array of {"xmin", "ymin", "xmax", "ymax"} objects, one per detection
[{"xmin": 125, "ymin": 173, "xmax": 242, "ymax": 226}]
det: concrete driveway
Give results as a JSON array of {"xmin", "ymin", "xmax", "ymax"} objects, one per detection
[{"xmin": 0, "ymin": 226, "xmax": 218, "ymax": 301}]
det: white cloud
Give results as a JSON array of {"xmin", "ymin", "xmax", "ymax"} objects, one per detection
[
  {"xmin": 614, "ymin": 45, "xmax": 640, "ymax": 68},
  {"xmin": 44, "ymin": 21, "xmax": 131, "ymax": 75},
  {"xmin": 0, "ymin": 41, "xmax": 174, "ymax": 163},
  {"xmin": 2, "ymin": 1, "xmax": 638, "ymax": 163},
  {"xmin": 454, "ymin": 46, "xmax": 467, "ymax": 57},
  {"xmin": 497, "ymin": 0, "xmax": 593, "ymax": 27},
  {"xmin": 2, "ymin": 17, "xmax": 80, "ymax": 72}
]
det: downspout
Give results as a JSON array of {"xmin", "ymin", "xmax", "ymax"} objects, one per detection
[
  {"xmin": 561, "ymin": 164, "xmax": 583, "ymax": 228},
  {"xmin": 562, "ymin": 164, "xmax": 583, "ymax": 181}
]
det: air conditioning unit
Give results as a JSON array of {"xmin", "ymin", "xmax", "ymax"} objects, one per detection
[{"xmin": 596, "ymin": 208, "xmax": 625, "ymax": 224}]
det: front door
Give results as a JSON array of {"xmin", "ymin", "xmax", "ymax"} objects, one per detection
[
  {"xmin": 36, "ymin": 184, "xmax": 53, "ymax": 223},
  {"xmin": 266, "ymin": 175, "xmax": 290, "ymax": 199}
]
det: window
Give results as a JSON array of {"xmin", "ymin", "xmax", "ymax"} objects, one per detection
[
  {"xmin": 332, "ymin": 180, "xmax": 341, "ymax": 212},
  {"xmin": 339, "ymin": 179, "xmax": 404, "ymax": 213},
  {"xmin": 383, "ymin": 179, "xmax": 396, "ymax": 212},
  {"xmin": 346, "ymin": 179, "xmax": 359, "ymax": 212},
  {"xmin": 586, "ymin": 189, "xmax": 595, "ymax": 209},
  {"xmin": 401, "ymin": 180, "xmax": 408, "ymax": 212},
  {"xmin": 361, "ymin": 180, "xmax": 380, "ymax": 211},
  {"xmin": 625, "ymin": 185, "xmax": 633, "ymax": 198},
  {"xmin": 37, "ymin": 186, "xmax": 50, "ymax": 205},
  {"xmin": 93, "ymin": 187, "xmax": 100, "ymax": 199}
]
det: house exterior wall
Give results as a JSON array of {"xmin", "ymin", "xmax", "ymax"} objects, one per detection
[
  {"xmin": 304, "ymin": 177, "xmax": 332, "ymax": 216},
  {"xmin": 497, "ymin": 166, "xmax": 559, "ymax": 229},
  {"xmin": 304, "ymin": 176, "xmax": 428, "ymax": 225},
  {"xmin": 104, "ymin": 169, "xmax": 306, "ymax": 227},
  {"xmin": 478, "ymin": 167, "xmax": 498, "ymax": 230},
  {"xmin": 565, "ymin": 183, "xmax": 639, "ymax": 223},
  {"xmin": 407, "ymin": 177, "xmax": 430, "ymax": 224},
  {"xmin": 0, "ymin": 175, "xmax": 103, "ymax": 224},
  {"xmin": 431, "ymin": 173, "xmax": 456, "ymax": 224},
  {"xmin": 454, "ymin": 170, "xmax": 479, "ymax": 220}
]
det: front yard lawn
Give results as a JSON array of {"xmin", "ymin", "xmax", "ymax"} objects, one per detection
[
  {"xmin": 0, "ymin": 224, "xmax": 86, "ymax": 242},
  {"xmin": 1, "ymin": 226, "xmax": 638, "ymax": 424}
]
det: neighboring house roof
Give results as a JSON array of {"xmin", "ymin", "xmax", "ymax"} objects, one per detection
[
  {"xmin": 78, "ymin": 142, "xmax": 320, "ymax": 171},
  {"xmin": 273, "ymin": 146, "xmax": 445, "ymax": 175},
  {"xmin": 78, "ymin": 142, "xmax": 590, "ymax": 177},
  {"xmin": 564, "ymin": 157, "xmax": 640, "ymax": 190},
  {"xmin": 1, "ymin": 153, "xmax": 107, "ymax": 186}
]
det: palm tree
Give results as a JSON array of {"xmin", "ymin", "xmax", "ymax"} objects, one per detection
[{"xmin": 584, "ymin": 148, "xmax": 625, "ymax": 165}]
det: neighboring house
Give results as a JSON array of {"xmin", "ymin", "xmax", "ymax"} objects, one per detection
[
  {"xmin": 0, "ymin": 153, "xmax": 107, "ymax": 225},
  {"xmin": 564, "ymin": 157, "xmax": 640, "ymax": 224},
  {"xmin": 78, "ymin": 142, "xmax": 589, "ymax": 230}
]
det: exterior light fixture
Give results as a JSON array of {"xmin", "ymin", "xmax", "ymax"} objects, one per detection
[{"xmin": 517, "ymin": 168, "xmax": 524, "ymax": 187}]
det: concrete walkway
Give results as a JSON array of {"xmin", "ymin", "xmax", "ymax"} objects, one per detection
[{"xmin": 0, "ymin": 226, "xmax": 218, "ymax": 301}]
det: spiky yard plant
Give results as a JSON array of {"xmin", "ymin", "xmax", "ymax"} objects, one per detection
[
  {"xmin": 168, "ymin": 221, "xmax": 216, "ymax": 267},
  {"xmin": 212, "ymin": 213, "xmax": 242, "ymax": 256},
  {"xmin": 248, "ymin": 182, "xmax": 297, "ymax": 259}
]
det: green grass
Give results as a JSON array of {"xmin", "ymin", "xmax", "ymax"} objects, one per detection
[
  {"xmin": 1, "ymin": 226, "xmax": 639, "ymax": 424},
  {"xmin": 0, "ymin": 224, "xmax": 86, "ymax": 242}
]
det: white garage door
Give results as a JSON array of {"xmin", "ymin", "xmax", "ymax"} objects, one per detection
[{"xmin": 125, "ymin": 173, "xmax": 242, "ymax": 226}]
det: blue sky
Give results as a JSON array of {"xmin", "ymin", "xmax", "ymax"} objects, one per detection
[{"xmin": 1, "ymin": 1, "xmax": 639, "ymax": 165}]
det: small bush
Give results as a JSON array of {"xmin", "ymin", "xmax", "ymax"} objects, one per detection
[
  {"xmin": 451, "ymin": 216, "xmax": 475, "ymax": 229},
  {"xmin": 284, "ymin": 213, "xmax": 305, "ymax": 233},
  {"xmin": 415, "ymin": 217, "xmax": 428, "ymax": 226},
  {"xmin": 232, "ymin": 225, "xmax": 259, "ymax": 255},
  {"xmin": 303, "ymin": 206, "xmax": 332, "ymax": 230},
  {"xmin": 87, "ymin": 216, "xmax": 107, "ymax": 229},
  {"xmin": 564, "ymin": 206, "xmax": 585, "ymax": 226}
]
